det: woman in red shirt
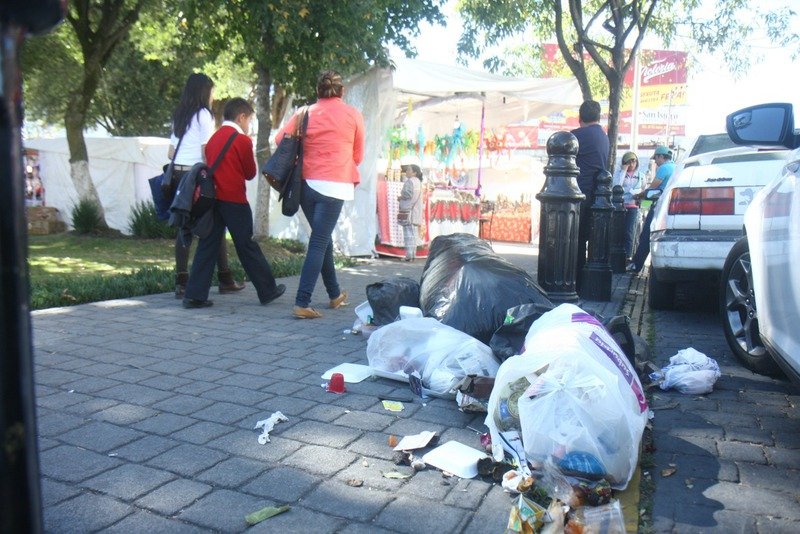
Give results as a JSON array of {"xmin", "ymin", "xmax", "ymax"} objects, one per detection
[{"xmin": 275, "ymin": 70, "xmax": 365, "ymax": 319}]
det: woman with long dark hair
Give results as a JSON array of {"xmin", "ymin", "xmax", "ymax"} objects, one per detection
[
  {"xmin": 274, "ymin": 70, "xmax": 365, "ymax": 319},
  {"xmin": 167, "ymin": 73, "xmax": 243, "ymax": 298}
]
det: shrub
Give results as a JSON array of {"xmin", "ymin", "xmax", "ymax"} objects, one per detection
[
  {"xmin": 29, "ymin": 266, "xmax": 174, "ymax": 309},
  {"xmin": 268, "ymin": 237, "xmax": 306, "ymax": 254},
  {"xmin": 129, "ymin": 201, "xmax": 176, "ymax": 239},
  {"xmin": 71, "ymin": 198, "xmax": 104, "ymax": 234}
]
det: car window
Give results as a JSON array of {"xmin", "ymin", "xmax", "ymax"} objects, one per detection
[{"xmin": 688, "ymin": 134, "xmax": 738, "ymax": 157}]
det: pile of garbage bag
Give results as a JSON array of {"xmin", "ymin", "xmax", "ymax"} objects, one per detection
[
  {"xmin": 485, "ymin": 303, "xmax": 648, "ymax": 490},
  {"xmin": 419, "ymin": 233, "xmax": 553, "ymax": 344}
]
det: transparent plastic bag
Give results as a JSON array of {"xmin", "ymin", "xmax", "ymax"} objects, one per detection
[
  {"xmin": 649, "ymin": 348, "xmax": 721, "ymax": 394},
  {"xmin": 485, "ymin": 304, "xmax": 648, "ymax": 490},
  {"xmin": 366, "ymin": 317, "xmax": 500, "ymax": 395}
]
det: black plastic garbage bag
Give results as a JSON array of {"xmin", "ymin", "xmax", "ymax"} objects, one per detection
[
  {"xmin": 366, "ymin": 277, "xmax": 421, "ymax": 326},
  {"xmin": 420, "ymin": 233, "xmax": 553, "ymax": 344},
  {"xmin": 489, "ymin": 303, "xmax": 554, "ymax": 361}
]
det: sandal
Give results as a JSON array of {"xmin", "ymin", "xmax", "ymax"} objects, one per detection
[
  {"xmin": 293, "ymin": 306, "xmax": 322, "ymax": 319},
  {"xmin": 329, "ymin": 291, "xmax": 349, "ymax": 309}
]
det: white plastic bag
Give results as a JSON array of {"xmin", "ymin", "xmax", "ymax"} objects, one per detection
[
  {"xmin": 485, "ymin": 303, "xmax": 648, "ymax": 490},
  {"xmin": 366, "ymin": 317, "xmax": 500, "ymax": 395},
  {"xmin": 649, "ymin": 347, "xmax": 721, "ymax": 394}
]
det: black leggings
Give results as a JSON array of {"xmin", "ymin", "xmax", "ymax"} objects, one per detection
[{"xmin": 175, "ymin": 228, "xmax": 229, "ymax": 273}]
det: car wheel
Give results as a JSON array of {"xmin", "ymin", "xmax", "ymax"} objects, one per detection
[
  {"xmin": 647, "ymin": 266, "xmax": 675, "ymax": 310},
  {"xmin": 719, "ymin": 237, "xmax": 781, "ymax": 376}
]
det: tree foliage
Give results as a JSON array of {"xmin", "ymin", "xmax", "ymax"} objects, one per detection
[
  {"xmin": 184, "ymin": 0, "xmax": 446, "ymax": 234},
  {"xmin": 458, "ymin": 0, "xmax": 798, "ymax": 169}
]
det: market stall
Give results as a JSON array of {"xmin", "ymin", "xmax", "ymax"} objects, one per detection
[{"xmin": 267, "ymin": 58, "xmax": 581, "ymax": 256}]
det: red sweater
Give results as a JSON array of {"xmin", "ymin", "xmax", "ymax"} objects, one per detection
[{"xmin": 205, "ymin": 123, "xmax": 257, "ymax": 204}]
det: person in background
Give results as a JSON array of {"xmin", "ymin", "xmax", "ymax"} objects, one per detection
[
  {"xmin": 275, "ymin": 70, "xmax": 365, "ymax": 319},
  {"xmin": 167, "ymin": 73, "xmax": 243, "ymax": 298},
  {"xmin": 613, "ymin": 151, "xmax": 644, "ymax": 259},
  {"xmin": 182, "ymin": 98, "xmax": 286, "ymax": 308},
  {"xmin": 398, "ymin": 164, "xmax": 424, "ymax": 262},
  {"xmin": 628, "ymin": 145, "xmax": 676, "ymax": 273},
  {"xmin": 571, "ymin": 100, "xmax": 610, "ymax": 283}
]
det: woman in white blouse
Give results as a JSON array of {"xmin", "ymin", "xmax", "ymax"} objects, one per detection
[{"xmin": 167, "ymin": 73, "xmax": 242, "ymax": 298}]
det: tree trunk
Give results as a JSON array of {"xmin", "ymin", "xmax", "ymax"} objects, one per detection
[
  {"xmin": 252, "ymin": 64, "xmax": 273, "ymax": 237},
  {"xmin": 64, "ymin": 86, "xmax": 108, "ymax": 228},
  {"xmin": 607, "ymin": 79, "xmax": 622, "ymax": 174}
]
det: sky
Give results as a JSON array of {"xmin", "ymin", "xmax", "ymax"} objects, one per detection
[{"xmin": 393, "ymin": 1, "xmax": 800, "ymax": 139}]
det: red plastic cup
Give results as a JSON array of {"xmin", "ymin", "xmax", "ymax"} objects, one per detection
[{"xmin": 327, "ymin": 372, "xmax": 346, "ymax": 394}]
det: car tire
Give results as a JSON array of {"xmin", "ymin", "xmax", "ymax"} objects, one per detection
[
  {"xmin": 647, "ymin": 266, "xmax": 675, "ymax": 310},
  {"xmin": 719, "ymin": 237, "xmax": 781, "ymax": 376}
]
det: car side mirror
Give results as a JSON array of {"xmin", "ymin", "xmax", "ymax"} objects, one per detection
[{"xmin": 726, "ymin": 103, "xmax": 798, "ymax": 149}]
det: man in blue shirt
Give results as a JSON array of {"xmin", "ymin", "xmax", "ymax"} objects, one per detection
[
  {"xmin": 628, "ymin": 145, "xmax": 675, "ymax": 273},
  {"xmin": 571, "ymin": 100, "xmax": 610, "ymax": 285}
]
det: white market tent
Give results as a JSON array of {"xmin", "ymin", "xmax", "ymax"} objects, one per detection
[
  {"xmin": 268, "ymin": 57, "xmax": 582, "ymax": 256},
  {"xmin": 28, "ymin": 59, "xmax": 581, "ymax": 250},
  {"xmin": 24, "ymin": 136, "xmax": 169, "ymax": 233}
]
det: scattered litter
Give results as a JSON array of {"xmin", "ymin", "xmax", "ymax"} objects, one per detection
[
  {"xmin": 382, "ymin": 471, "xmax": 411, "ymax": 479},
  {"xmin": 379, "ymin": 394, "xmax": 414, "ymax": 403},
  {"xmin": 346, "ymin": 479, "xmax": 363, "ymax": 487},
  {"xmin": 245, "ymin": 504, "xmax": 290, "ymax": 526},
  {"xmin": 326, "ymin": 372, "xmax": 346, "ymax": 394},
  {"xmin": 685, "ymin": 478, "xmax": 694, "ymax": 489},
  {"xmin": 388, "ymin": 435, "xmax": 399, "ymax": 448},
  {"xmin": 422, "ymin": 440, "xmax": 488, "ymax": 479},
  {"xmin": 411, "ymin": 458, "xmax": 426, "ymax": 471},
  {"xmin": 649, "ymin": 348, "xmax": 721, "ymax": 394},
  {"xmin": 381, "ymin": 400, "xmax": 404, "ymax": 412},
  {"xmin": 68, "ymin": 389, "xmax": 75, "ymax": 393},
  {"xmin": 254, "ymin": 412, "xmax": 288, "ymax": 444},
  {"xmin": 107, "ymin": 453, "xmax": 118, "ymax": 457},
  {"xmin": 565, "ymin": 500, "xmax": 625, "ymax": 533},
  {"xmin": 456, "ymin": 391, "xmax": 487, "ymax": 413},
  {"xmin": 506, "ymin": 493, "xmax": 551, "ymax": 533},
  {"xmin": 661, "ymin": 467, "xmax": 677, "ymax": 477},
  {"xmin": 321, "ymin": 363, "xmax": 373, "ymax": 383},
  {"xmin": 408, "ymin": 372, "xmax": 429, "ymax": 400},
  {"xmin": 393, "ymin": 431, "xmax": 437, "ymax": 451}
]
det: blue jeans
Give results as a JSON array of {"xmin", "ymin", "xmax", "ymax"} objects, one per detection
[{"xmin": 296, "ymin": 182, "xmax": 344, "ymax": 307}]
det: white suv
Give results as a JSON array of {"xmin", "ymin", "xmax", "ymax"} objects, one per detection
[{"xmin": 646, "ymin": 144, "xmax": 789, "ymax": 309}]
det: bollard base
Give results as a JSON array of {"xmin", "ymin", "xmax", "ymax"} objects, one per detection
[{"xmin": 578, "ymin": 267, "xmax": 612, "ymax": 301}]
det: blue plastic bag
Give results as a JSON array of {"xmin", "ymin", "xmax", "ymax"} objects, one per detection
[{"xmin": 148, "ymin": 172, "xmax": 170, "ymax": 221}]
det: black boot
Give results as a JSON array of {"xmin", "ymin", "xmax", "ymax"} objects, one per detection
[
  {"xmin": 218, "ymin": 269, "xmax": 245, "ymax": 294},
  {"xmin": 175, "ymin": 272, "xmax": 189, "ymax": 299}
]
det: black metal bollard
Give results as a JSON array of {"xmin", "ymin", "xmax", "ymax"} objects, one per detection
[
  {"xmin": 579, "ymin": 171, "xmax": 613, "ymax": 301},
  {"xmin": 609, "ymin": 184, "xmax": 627, "ymax": 273},
  {"xmin": 536, "ymin": 132, "xmax": 585, "ymax": 302}
]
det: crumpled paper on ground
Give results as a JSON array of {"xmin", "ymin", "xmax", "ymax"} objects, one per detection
[{"xmin": 254, "ymin": 411, "xmax": 288, "ymax": 444}]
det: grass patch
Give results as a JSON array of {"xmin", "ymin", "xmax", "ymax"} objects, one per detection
[{"xmin": 28, "ymin": 233, "xmax": 354, "ymax": 310}]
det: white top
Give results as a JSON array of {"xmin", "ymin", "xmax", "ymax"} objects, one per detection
[
  {"xmin": 306, "ymin": 179, "xmax": 354, "ymax": 201},
  {"xmin": 169, "ymin": 108, "xmax": 215, "ymax": 166}
]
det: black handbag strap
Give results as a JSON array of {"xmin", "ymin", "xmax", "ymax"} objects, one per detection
[
  {"xmin": 171, "ymin": 134, "xmax": 184, "ymax": 163},
  {"xmin": 296, "ymin": 108, "xmax": 309, "ymax": 164},
  {"xmin": 209, "ymin": 132, "xmax": 239, "ymax": 173}
]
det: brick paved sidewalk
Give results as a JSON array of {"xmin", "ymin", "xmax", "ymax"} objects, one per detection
[
  {"xmin": 631, "ymin": 272, "xmax": 800, "ymax": 534},
  {"xmin": 33, "ymin": 245, "xmax": 641, "ymax": 533}
]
